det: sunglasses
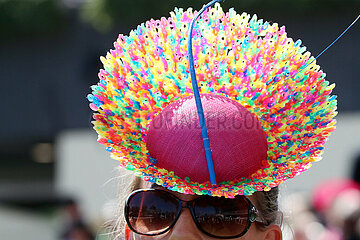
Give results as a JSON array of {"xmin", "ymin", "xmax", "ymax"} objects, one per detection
[{"xmin": 124, "ymin": 189, "xmax": 267, "ymax": 239}]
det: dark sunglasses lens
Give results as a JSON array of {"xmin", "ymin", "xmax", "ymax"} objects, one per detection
[
  {"xmin": 127, "ymin": 190, "xmax": 179, "ymax": 235},
  {"xmin": 194, "ymin": 196, "xmax": 250, "ymax": 237}
]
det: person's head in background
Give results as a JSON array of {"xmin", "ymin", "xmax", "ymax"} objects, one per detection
[
  {"xmin": 352, "ymin": 153, "xmax": 360, "ymax": 185},
  {"xmin": 312, "ymin": 179, "xmax": 360, "ymax": 240}
]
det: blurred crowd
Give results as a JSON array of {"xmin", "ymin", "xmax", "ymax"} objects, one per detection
[
  {"xmin": 60, "ymin": 199, "xmax": 95, "ymax": 240},
  {"xmin": 283, "ymin": 155, "xmax": 360, "ymax": 240}
]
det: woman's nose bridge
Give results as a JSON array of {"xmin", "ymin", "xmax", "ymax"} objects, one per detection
[
  {"xmin": 168, "ymin": 205, "xmax": 201, "ymax": 239},
  {"xmin": 176, "ymin": 201, "xmax": 196, "ymax": 223},
  {"xmin": 179, "ymin": 199, "xmax": 196, "ymax": 212},
  {"xmin": 180, "ymin": 200, "xmax": 192, "ymax": 209}
]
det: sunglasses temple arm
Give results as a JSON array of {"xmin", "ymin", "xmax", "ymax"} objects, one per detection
[
  {"xmin": 252, "ymin": 209, "xmax": 284, "ymax": 227},
  {"xmin": 250, "ymin": 207, "xmax": 268, "ymax": 225}
]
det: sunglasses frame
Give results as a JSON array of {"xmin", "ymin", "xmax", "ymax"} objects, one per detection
[{"xmin": 124, "ymin": 188, "xmax": 267, "ymax": 239}]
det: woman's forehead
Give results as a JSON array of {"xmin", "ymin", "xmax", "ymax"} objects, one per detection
[{"xmin": 144, "ymin": 181, "xmax": 258, "ymax": 204}]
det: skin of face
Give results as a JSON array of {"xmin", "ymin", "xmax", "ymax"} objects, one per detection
[{"xmin": 127, "ymin": 181, "xmax": 282, "ymax": 240}]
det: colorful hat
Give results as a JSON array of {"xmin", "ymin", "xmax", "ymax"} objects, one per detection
[{"xmin": 88, "ymin": 2, "xmax": 337, "ymax": 198}]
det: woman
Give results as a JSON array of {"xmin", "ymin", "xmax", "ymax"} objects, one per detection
[
  {"xmin": 88, "ymin": 1, "xmax": 336, "ymax": 239},
  {"xmin": 123, "ymin": 176, "xmax": 282, "ymax": 240}
]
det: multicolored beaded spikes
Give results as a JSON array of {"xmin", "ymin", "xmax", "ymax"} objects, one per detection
[{"xmin": 88, "ymin": 3, "xmax": 337, "ymax": 197}]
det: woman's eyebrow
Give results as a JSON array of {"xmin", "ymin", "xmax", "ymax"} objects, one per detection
[{"xmin": 150, "ymin": 183, "xmax": 158, "ymax": 188}]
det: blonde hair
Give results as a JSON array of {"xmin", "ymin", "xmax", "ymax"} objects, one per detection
[{"xmin": 112, "ymin": 174, "xmax": 145, "ymax": 239}]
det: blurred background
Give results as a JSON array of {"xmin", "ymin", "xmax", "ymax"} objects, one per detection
[{"xmin": 0, "ymin": 0, "xmax": 359, "ymax": 239}]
